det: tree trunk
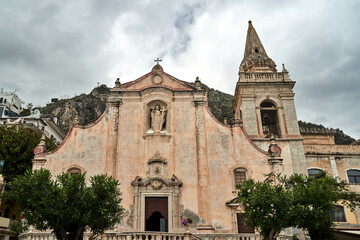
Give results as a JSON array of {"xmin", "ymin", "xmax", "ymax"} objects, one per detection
[
  {"xmin": 54, "ymin": 228, "xmax": 68, "ymax": 240},
  {"xmin": 68, "ymin": 227, "xmax": 85, "ymax": 240},
  {"xmin": 262, "ymin": 229, "xmax": 280, "ymax": 240}
]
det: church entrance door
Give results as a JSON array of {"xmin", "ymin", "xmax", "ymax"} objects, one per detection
[
  {"xmin": 237, "ymin": 213, "xmax": 254, "ymax": 233},
  {"xmin": 145, "ymin": 197, "xmax": 168, "ymax": 232}
]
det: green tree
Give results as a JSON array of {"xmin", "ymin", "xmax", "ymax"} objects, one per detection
[
  {"xmin": 3, "ymin": 169, "xmax": 123, "ymax": 240},
  {"xmin": 237, "ymin": 173, "xmax": 360, "ymax": 240},
  {"xmin": 236, "ymin": 174, "xmax": 294, "ymax": 240},
  {"xmin": 0, "ymin": 126, "xmax": 57, "ymax": 182},
  {"xmin": 287, "ymin": 172, "xmax": 360, "ymax": 240}
]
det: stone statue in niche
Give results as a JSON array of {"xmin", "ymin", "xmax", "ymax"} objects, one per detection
[{"xmin": 151, "ymin": 105, "xmax": 167, "ymax": 132}]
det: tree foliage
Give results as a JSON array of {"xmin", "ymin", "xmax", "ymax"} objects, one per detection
[
  {"xmin": 287, "ymin": 172, "xmax": 360, "ymax": 239},
  {"xmin": 237, "ymin": 175, "xmax": 294, "ymax": 240},
  {"xmin": 237, "ymin": 173, "xmax": 360, "ymax": 240},
  {"xmin": 0, "ymin": 126, "xmax": 57, "ymax": 182},
  {"xmin": 3, "ymin": 169, "xmax": 123, "ymax": 240}
]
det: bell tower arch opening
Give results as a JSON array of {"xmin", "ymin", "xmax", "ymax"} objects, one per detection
[{"xmin": 260, "ymin": 101, "xmax": 281, "ymax": 138}]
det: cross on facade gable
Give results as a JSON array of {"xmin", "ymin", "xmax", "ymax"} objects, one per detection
[{"xmin": 154, "ymin": 58, "xmax": 162, "ymax": 64}]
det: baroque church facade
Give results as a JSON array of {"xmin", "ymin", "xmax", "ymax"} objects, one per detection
[{"xmin": 32, "ymin": 21, "xmax": 360, "ymax": 236}]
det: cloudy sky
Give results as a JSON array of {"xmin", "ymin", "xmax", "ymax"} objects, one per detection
[{"xmin": 0, "ymin": 0, "xmax": 359, "ymax": 139}]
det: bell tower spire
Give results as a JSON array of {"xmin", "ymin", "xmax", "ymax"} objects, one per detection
[{"xmin": 240, "ymin": 21, "xmax": 276, "ymax": 73}]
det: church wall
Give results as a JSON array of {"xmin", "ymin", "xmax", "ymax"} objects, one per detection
[
  {"xmin": 304, "ymin": 145, "xmax": 360, "ymax": 225},
  {"xmin": 115, "ymin": 92, "xmax": 202, "ymax": 230},
  {"xmin": 42, "ymin": 115, "xmax": 109, "ymax": 177},
  {"xmin": 240, "ymin": 99, "xmax": 257, "ymax": 136},
  {"xmin": 202, "ymin": 109, "xmax": 271, "ymax": 231},
  {"xmin": 288, "ymin": 141, "xmax": 307, "ymax": 174},
  {"xmin": 281, "ymin": 99, "xmax": 300, "ymax": 136},
  {"xmin": 253, "ymin": 140, "xmax": 294, "ymax": 175}
]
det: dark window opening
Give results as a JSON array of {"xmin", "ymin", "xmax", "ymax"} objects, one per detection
[
  {"xmin": 347, "ymin": 170, "xmax": 360, "ymax": 184},
  {"xmin": 234, "ymin": 168, "xmax": 247, "ymax": 186},
  {"xmin": 308, "ymin": 169, "xmax": 322, "ymax": 178},
  {"xmin": 254, "ymin": 48, "xmax": 259, "ymax": 53},
  {"xmin": 330, "ymin": 206, "xmax": 346, "ymax": 222},
  {"xmin": 67, "ymin": 167, "xmax": 81, "ymax": 176},
  {"xmin": 0, "ymin": 98, "xmax": 3, "ymax": 103},
  {"xmin": 260, "ymin": 101, "xmax": 281, "ymax": 138}
]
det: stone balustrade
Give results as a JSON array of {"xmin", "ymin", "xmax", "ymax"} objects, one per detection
[
  {"xmin": 194, "ymin": 233, "xmax": 258, "ymax": 240},
  {"xmin": 303, "ymin": 144, "xmax": 360, "ymax": 155},
  {"xmin": 19, "ymin": 232, "xmax": 296, "ymax": 240},
  {"xmin": 241, "ymin": 73, "xmax": 287, "ymax": 81}
]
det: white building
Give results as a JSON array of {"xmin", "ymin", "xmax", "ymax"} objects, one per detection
[{"xmin": 0, "ymin": 91, "xmax": 65, "ymax": 143}]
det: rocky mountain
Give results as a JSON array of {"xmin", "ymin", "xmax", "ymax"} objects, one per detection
[
  {"xmin": 39, "ymin": 85, "xmax": 110, "ymax": 131},
  {"xmin": 36, "ymin": 85, "xmax": 356, "ymax": 145}
]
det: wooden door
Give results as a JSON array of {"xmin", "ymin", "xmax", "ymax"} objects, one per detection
[
  {"xmin": 145, "ymin": 197, "xmax": 168, "ymax": 232},
  {"xmin": 237, "ymin": 213, "xmax": 255, "ymax": 233}
]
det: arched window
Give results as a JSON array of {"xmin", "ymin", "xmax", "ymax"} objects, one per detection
[
  {"xmin": 67, "ymin": 167, "xmax": 81, "ymax": 176},
  {"xmin": 260, "ymin": 101, "xmax": 281, "ymax": 138},
  {"xmin": 347, "ymin": 170, "xmax": 360, "ymax": 183},
  {"xmin": 234, "ymin": 168, "xmax": 247, "ymax": 186},
  {"xmin": 307, "ymin": 168, "xmax": 323, "ymax": 178},
  {"xmin": 330, "ymin": 205, "xmax": 346, "ymax": 222}
]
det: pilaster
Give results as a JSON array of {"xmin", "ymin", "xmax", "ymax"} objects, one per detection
[{"xmin": 194, "ymin": 100, "xmax": 212, "ymax": 229}]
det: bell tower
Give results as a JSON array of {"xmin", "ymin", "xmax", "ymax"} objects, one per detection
[
  {"xmin": 234, "ymin": 21, "xmax": 306, "ymax": 174},
  {"xmin": 234, "ymin": 21, "xmax": 300, "ymax": 139}
]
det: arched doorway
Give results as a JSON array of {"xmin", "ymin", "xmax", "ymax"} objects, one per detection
[{"xmin": 145, "ymin": 197, "xmax": 168, "ymax": 232}]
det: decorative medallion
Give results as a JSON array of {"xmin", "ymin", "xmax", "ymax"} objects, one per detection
[
  {"xmin": 269, "ymin": 145, "xmax": 282, "ymax": 157},
  {"xmin": 151, "ymin": 74, "xmax": 163, "ymax": 85},
  {"xmin": 151, "ymin": 180, "xmax": 163, "ymax": 190}
]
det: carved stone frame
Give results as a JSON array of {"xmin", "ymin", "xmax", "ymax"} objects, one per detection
[{"xmin": 131, "ymin": 175, "xmax": 182, "ymax": 232}]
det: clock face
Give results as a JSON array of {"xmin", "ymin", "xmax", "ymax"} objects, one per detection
[{"xmin": 270, "ymin": 145, "xmax": 282, "ymax": 157}]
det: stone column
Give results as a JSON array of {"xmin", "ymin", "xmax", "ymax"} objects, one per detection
[
  {"xmin": 267, "ymin": 137, "xmax": 284, "ymax": 174},
  {"xmin": 194, "ymin": 100, "xmax": 213, "ymax": 230},
  {"xmin": 277, "ymin": 107, "xmax": 286, "ymax": 137},
  {"xmin": 173, "ymin": 186, "xmax": 180, "ymax": 229},
  {"xmin": 268, "ymin": 158, "xmax": 284, "ymax": 174},
  {"xmin": 255, "ymin": 106, "xmax": 263, "ymax": 136}
]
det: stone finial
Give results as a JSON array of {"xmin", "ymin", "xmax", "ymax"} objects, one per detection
[
  {"xmin": 195, "ymin": 76, "xmax": 202, "ymax": 90},
  {"xmin": 282, "ymin": 63, "xmax": 288, "ymax": 73},
  {"xmin": 248, "ymin": 20, "xmax": 253, "ymax": 29},
  {"xmin": 234, "ymin": 110, "xmax": 243, "ymax": 126},
  {"xmin": 33, "ymin": 134, "xmax": 47, "ymax": 155},
  {"xmin": 114, "ymin": 78, "xmax": 121, "ymax": 89},
  {"xmin": 151, "ymin": 64, "xmax": 164, "ymax": 72},
  {"xmin": 74, "ymin": 116, "xmax": 79, "ymax": 125},
  {"xmin": 223, "ymin": 116, "xmax": 228, "ymax": 125}
]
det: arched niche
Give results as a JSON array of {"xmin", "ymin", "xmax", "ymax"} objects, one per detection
[{"xmin": 145, "ymin": 100, "xmax": 170, "ymax": 134}]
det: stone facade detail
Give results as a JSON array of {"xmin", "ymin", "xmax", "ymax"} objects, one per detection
[{"xmin": 30, "ymin": 21, "xmax": 360, "ymax": 236}]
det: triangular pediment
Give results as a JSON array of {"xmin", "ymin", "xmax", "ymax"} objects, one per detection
[{"xmin": 121, "ymin": 65, "xmax": 194, "ymax": 92}]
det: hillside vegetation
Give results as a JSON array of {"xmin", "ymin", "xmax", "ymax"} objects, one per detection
[{"xmin": 36, "ymin": 85, "xmax": 356, "ymax": 145}]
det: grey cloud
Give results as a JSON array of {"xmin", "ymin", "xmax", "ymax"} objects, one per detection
[{"xmin": 0, "ymin": 0, "xmax": 359, "ymax": 139}]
